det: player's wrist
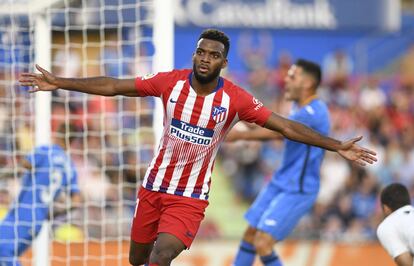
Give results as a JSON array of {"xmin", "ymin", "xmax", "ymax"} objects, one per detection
[{"xmin": 52, "ymin": 76, "xmax": 64, "ymax": 88}]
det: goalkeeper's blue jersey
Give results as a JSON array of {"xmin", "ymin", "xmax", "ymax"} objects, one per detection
[
  {"xmin": 272, "ymin": 99, "xmax": 330, "ymax": 194},
  {"xmin": 1, "ymin": 144, "xmax": 79, "ymax": 235}
]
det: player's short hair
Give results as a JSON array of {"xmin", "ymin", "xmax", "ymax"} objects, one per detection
[
  {"xmin": 295, "ymin": 59, "xmax": 322, "ymax": 88},
  {"xmin": 198, "ymin": 29, "xmax": 230, "ymax": 57},
  {"xmin": 380, "ymin": 183, "xmax": 411, "ymax": 212}
]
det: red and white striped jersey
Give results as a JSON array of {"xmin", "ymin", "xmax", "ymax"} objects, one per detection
[{"xmin": 135, "ymin": 69, "xmax": 272, "ymax": 200}]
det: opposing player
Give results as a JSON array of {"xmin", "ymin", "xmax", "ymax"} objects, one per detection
[
  {"xmin": 230, "ymin": 59, "xmax": 331, "ymax": 266},
  {"xmin": 0, "ymin": 124, "xmax": 81, "ymax": 266},
  {"xmin": 19, "ymin": 29, "xmax": 376, "ymax": 266},
  {"xmin": 377, "ymin": 183, "xmax": 414, "ymax": 266}
]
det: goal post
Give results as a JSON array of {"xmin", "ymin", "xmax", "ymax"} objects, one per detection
[
  {"xmin": 0, "ymin": 0, "xmax": 173, "ymax": 265},
  {"xmin": 152, "ymin": 0, "xmax": 174, "ymax": 146},
  {"xmin": 33, "ymin": 11, "xmax": 52, "ymax": 266}
]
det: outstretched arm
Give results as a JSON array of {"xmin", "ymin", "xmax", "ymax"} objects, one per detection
[
  {"xmin": 263, "ymin": 113, "xmax": 377, "ymax": 166},
  {"xmin": 19, "ymin": 64, "xmax": 138, "ymax": 96},
  {"xmin": 0, "ymin": 158, "xmax": 32, "ymax": 179},
  {"xmin": 226, "ymin": 124, "xmax": 282, "ymax": 142}
]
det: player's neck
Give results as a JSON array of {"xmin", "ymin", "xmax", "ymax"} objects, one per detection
[
  {"xmin": 53, "ymin": 138, "xmax": 67, "ymax": 150},
  {"xmin": 299, "ymin": 94, "xmax": 318, "ymax": 107},
  {"xmin": 191, "ymin": 74, "xmax": 220, "ymax": 96}
]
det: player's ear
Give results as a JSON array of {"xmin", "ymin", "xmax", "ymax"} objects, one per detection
[
  {"xmin": 304, "ymin": 75, "xmax": 315, "ymax": 90},
  {"xmin": 221, "ymin": 58, "xmax": 228, "ymax": 69},
  {"xmin": 382, "ymin": 204, "xmax": 392, "ymax": 217}
]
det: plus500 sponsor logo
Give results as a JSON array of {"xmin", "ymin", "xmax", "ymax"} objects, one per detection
[{"xmin": 170, "ymin": 118, "xmax": 213, "ymax": 145}]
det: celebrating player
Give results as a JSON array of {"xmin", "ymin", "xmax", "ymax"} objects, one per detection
[
  {"xmin": 0, "ymin": 124, "xmax": 81, "ymax": 266},
  {"xmin": 19, "ymin": 29, "xmax": 376, "ymax": 266},
  {"xmin": 377, "ymin": 183, "xmax": 414, "ymax": 266},
  {"xmin": 229, "ymin": 59, "xmax": 331, "ymax": 266}
]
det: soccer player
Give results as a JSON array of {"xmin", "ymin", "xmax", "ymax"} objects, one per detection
[
  {"xmin": 0, "ymin": 124, "xmax": 81, "ymax": 266},
  {"xmin": 230, "ymin": 59, "xmax": 331, "ymax": 266},
  {"xmin": 377, "ymin": 183, "xmax": 414, "ymax": 266},
  {"xmin": 19, "ymin": 29, "xmax": 376, "ymax": 266}
]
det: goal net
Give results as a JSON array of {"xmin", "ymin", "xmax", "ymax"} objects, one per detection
[{"xmin": 0, "ymin": 0, "xmax": 172, "ymax": 265}]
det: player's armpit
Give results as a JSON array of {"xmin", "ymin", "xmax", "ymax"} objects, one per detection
[{"xmin": 394, "ymin": 252, "xmax": 413, "ymax": 266}]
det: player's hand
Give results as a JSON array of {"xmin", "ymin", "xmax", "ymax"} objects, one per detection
[
  {"xmin": 337, "ymin": 136, "xmax": 377, "ymax": 166},
  {"xmin": 19, "ymin": 64, "xmax": 59, "ymax": 92}
]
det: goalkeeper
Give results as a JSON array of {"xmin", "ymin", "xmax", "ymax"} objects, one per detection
[{"xmin": 0, "ymin": 124, "xmax": 82, "ymax": 266}]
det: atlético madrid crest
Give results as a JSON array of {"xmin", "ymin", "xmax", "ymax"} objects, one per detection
[{"xmin": 212, "ymin": 106, "xmax": 227, "ymax": 123}]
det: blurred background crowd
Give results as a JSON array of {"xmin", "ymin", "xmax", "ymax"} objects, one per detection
[
  {"xmin": 0, "ymin": 0, "xmax": 414, "ymax": 246},
  {"xmin": 219, "ymin": 44, "xmax": 414, "ymax": 243}
]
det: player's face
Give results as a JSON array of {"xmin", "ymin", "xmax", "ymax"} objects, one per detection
[
  {"xmin": 192, "ymin": 38, "xmax": 228, "ymax": 84},
  {"xmin": 284, "ymin": 65, "xmax": 305, "ymax": 101}
]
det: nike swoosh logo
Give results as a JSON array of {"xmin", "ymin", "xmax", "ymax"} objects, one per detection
[
  {"xmin": 170, "ymin": 98, "xmax": 177, "ymax": 103},
  {"xmin": 185, "ymin": 231, "xmax": 194, "ymax": 238}
]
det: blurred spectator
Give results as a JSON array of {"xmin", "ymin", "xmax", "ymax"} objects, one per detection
[
  {"xmin": 75, "ymin": 157, "xmax": 112, "ymax": 204},
  {"xmin": 350, "ymin": 173, "xmax": 378, "ymax": 220},
  {"xmin": 399, "ymin": 44, "xmax": 414, "ymax": 90},
  {"xmin": 53, "ymin": 47, "xmax": 82, "ymax": 78},
  {"xmin": 342, "ymin": 219, "xmax": 372, "ymax": 243},
  {"xmin": 395, "ymin": 147, "xmax": 414, "ymax": 187},
  {"xmin": 323, "ymin": 48, "xmax": 354, "ymax": 90},
  {"xmin": 270, "ymin": 52, "xmax": 292, "ymax": 93},
  {"xmin": 102, "ymin": 34, "xmax": 129, "ymax": 78},
  {"xmin": 374, "ymin": 145, "xmax": 397, "ymax": 187},
  {"xmin": 388, "ymin": 88, "xmax": 414, "ymax": 133},
  {"xmin": 331, "ymin": 193, "xmax": 355, "ymax": 228},
  {"xmin": 321, "ymin": 215, "xmax": 344, "ymax": 242},
  {"xmin": 323, "ymin": 49, "xmax": 354, "ymax": 107},
  {"xmin": 237, "ymin": 31, "xmax": 274, "ymax": 103},
  {"xmin": 359, "ymin": 76, "xmax": 386, "ymax": 111},
  {"xmin": 318, "ymin": 153, "xmax": 351, "ymax": 204},
  {"xmin": 224, "ymin": 140, "xmax": 264, "ymax": 202}
]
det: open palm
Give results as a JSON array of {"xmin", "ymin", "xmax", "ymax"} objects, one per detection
[
  {"xmin": 337, "ymin": 136, "xmax": 377, "ymax": 166},
  {"xmin": 19, "ymin": 64, "xmax": 58, "ymax": 92}
]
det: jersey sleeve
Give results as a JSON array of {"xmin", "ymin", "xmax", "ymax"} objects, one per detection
[
  {"xmin": 377, "ymin": 221, "xmax": 409, "ymax": 258},
  {"xmin": 135, "ymin": 71, "xmax": 175, "ymax": 97},
  {"xmin": 236, "ymin": 88, "xmax": 272, "ymax": 126},
  {"xmin": 25, "ymin": 146, "xmax": 47, "ymax": 168}
]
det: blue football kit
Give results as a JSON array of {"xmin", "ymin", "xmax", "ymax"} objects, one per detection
[
  {"xmin": 245, "ymin": 98, "xmax": 330, "ymax": 241},
  {"xmin": 0, "ymin": 144, "xmax": 79, "ymax": 266}
]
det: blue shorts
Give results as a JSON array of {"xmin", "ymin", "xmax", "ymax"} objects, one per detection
[
  {"xmin": 0, "ymin": 219, "xmax": 39, "ymax": 263},
  {"xmin": 245, "ymin": 182, "xmax": 317, "ymax": 241}
]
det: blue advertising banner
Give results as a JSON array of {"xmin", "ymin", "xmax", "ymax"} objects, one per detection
[{"xmin": 174, "ymin": 0, "xmax": 400, "ymax": 31}]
